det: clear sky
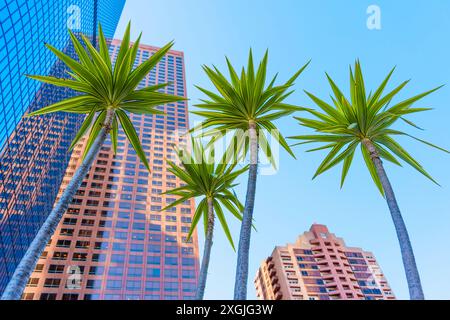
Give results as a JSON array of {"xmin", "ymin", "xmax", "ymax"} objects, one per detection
[{"xmin": 115, "ymin": 0, "xmax": 450, "ymax": 300}]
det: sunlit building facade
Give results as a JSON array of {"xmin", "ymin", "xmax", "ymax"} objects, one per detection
[
  {"xmin": 255, "ymin": 224, "xmax": 395, "ymax": 300},
  {"xmin": 0, "ymin": 0, "xmax": 125, "ymax": 294},
  {"xmin": 22, "ymin": 40, "xmax": 200, "ymax": 300}
]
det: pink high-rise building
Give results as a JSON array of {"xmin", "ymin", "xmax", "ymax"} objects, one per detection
[
  {"xmin": 255, "ymin": 224, "xmax": 395, "ymax": 300},
  {"xmin": 21, "ymin": 40, "xmax": 199, "ymax": 300}
]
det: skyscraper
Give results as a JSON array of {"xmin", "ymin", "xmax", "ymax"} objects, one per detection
[
  {"xmin": 255, "ymin": 224, "xmax": 395, "ymax": 300},
  {"xmin": 21, "ymin": 40, "xmax": 200, "ymax": 300},
  {"xmin": 0, "ymin": 0, "xmax": 125, "ymax": 294}
]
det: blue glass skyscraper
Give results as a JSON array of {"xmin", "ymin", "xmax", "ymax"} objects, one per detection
[{"xmin": 0, "ymin": 0, "xmax": 126, "ymax": 293}]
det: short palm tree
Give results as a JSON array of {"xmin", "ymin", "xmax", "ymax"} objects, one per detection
[
  {"xmin": 289, "ymin": 60, "xmax": 448, "ymax": 300},
  {"xmin": 162, "ymin": 138, "xmax": 248, "ymax": 300},
  {"xmin": 0, "ymin": 24, "xmax": 185, "ymax": 300},
  {"xmin": 192, "ymin": 50, "xmax": 309, "ymax": 299}
]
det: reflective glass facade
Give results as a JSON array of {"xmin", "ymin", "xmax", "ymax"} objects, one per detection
[
  {"xmin": 22, "ymin": 40, "xmax": 199, "ymax": 300},
  {"xmin": 0, "ymin": 0, "xmax": 125, "ymax": 293}
]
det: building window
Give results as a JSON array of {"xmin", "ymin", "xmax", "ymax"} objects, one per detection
[
  {"xmin": 165, "ymin": 257, "xmax": 178, "ymax": 266},
  {"xmin": 164, "ymin": 282, "xmax": 179, "ymax": 292},
  {"xmin": 147, "ymin": 256, "xmax": 161, "ymax": 265},
  {"xmin": 27, "ymin": 278, "xmax": 39, "ymax": 287},
  {"xmin": 35, "ymin": 264, "xmax": 44, "ymax": 273},
  {"xmin": 86, "ymin": 280, "xmax": 102, "ymax": 290},
  {"xmin": 22, "ymin": 293, "xmax": 34, "ymax": 300},
  {"xmin": 48, "ymin": 265, "xmax": 65, "ymax": 274},
  {"xmin": 106, "ymin": 280, "xmax": 123, "ymax": 290},
  {"xmin": 44, "ymin": 279, "xmax": 61, "ymax": 288},
  {"xmin": 72, "ymin": 253, "xmax": 88, "ymax": 261},
  {"xmin": 111, "ymin": 254, "xmax": 125, "ymax": 264},
  {"xmin": 62, "ymin": 294, "xmax": 79, "ymax": 301},
  {"xmin": 129, "ymin": 255, "xmax": 144, "ymax": 264},
  {"xmin": 40, "ymin": 293, "xmax": 57, "ymax": 301},
  {"xmin": 145, "ymin": 281, "xmax": 161, "ymax": 292},
  {"xmin": 108, "ymin": 267, "xmax": 124, "ymax": 277},
  {"xmin": 126, "ymin": 280, "xmax": 142, "ymax": 291},
  {"xmin": 52, "ymin": 252, "xmax": 68, "ymax": 261},
  {"xmin": 89, "ymin": 266, "xmax": 104, "ymax": 276},
  {"xmin": 147, "ymin": 268, "xmax": 161, "ymax": 278},
  {"xmin": 182, "ymin": 258, "xmax": 195, "ymax": 267}
]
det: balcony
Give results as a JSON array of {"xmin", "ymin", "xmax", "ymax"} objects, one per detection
[
  {"xmin": 271, "ymin": 276, "xmax": 279, "ymax": 286},
  {"xmin": 273, "ymin": 284, "xmax": 281, "ymax": 293},
  {"xmin": 274, "ymin": 292, "xmax": 283, "ymax": 300},
  {"xmin": 318, "ymin": 265, "xmax": 331, "ymax": 272},
  {"xmin": 325, "ymin": 281, "xmax": 338, "ymax": 287},
  {"xmin": 327, "ymin": 289, "xmax": 342, "ymax": 297},
  {"xmin": 313, "ymin": 252, "xmax": 326, "ymax": 258}
]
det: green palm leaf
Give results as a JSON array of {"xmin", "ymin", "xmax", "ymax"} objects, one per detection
[
  {"xmin": 162, "ymin": 138, "xmax": 248, "ymax": 248},
  {"xmin": 26, "ymin": 23, "xmax": 186, "ymax": 171},
  {"xmin": 290, "ymin": 60, "xmax": 448, "ymax": 192},
  {"xmin": 192, "ymin": 50, "xmax": 309, "ymax": 166}
]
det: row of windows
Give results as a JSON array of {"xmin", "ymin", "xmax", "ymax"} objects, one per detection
[
  {"xmin": 47, "ymin": 252, "xmax": 196, "ymax": 266},
  {"xmin": 35, "ymin": 265, "xmax": 196, "ymax": 280},
  {"xmin": 60, "ymin": 222, "xmax": 191, "ymax": 234},
  {"xmin": 55, "ymin": 230, "xmax": 193, "ymax": 243},
  {"xmin": 54, "ymin": 239, "xmax": 194, "ymax": 253},
  {"xmin": 28, "ymin": 278, "xmax": 196, "ymax": 292},
  {"xmin": 64, "ymin": 209, "xmax": 192, "ymax": 223},
  {"xmin": 24, "ymin": 292, "xmax": 195, "ymax": 301},
  {"xmin": 62, "ymin": 217, "xmax": 191, "ymax": 226}
]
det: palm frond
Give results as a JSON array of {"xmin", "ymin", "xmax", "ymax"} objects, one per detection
[
  {"xmin": 163, "ymin": 138, "xmax": 247, "ymax": 248},
  {"xmin": 290, "ymin": 60, "xmax": 447, "ymax": 192},
  {"xmin": 26, "ymin": 23, "xmax": 186, "ymax": 171},
  {"xmin": 192, "ymin": 50, "xmax": 309, "ymax": 166}
]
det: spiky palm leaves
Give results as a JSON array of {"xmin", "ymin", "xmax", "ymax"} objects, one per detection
[
  {"xmin": 162, "ymin": 139, "xmax": 247, "ymax": 299},
  {"xmin": 26, "ymin": 23, "xmax": 183, "ymax": 169},
  {"xmin": 192, "ymin": 50, "xmax": 309, "ymax": 166},
  {"xmin": 192, "ymin": 50, "xmax": 309, "ymax": 299},
  {"xmin": 290, "ymin": 60, "xmax": 449, "ymax": 300},
  {"xmin": 1, "ymin": 24, "xmax": 185, "ymax": 300}
]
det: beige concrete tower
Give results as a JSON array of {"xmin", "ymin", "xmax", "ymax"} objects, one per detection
[{"xmin": 22, "ymin": 40, "xmax": 199, "ymax": 300}]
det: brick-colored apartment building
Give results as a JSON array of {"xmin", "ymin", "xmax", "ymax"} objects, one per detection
[
  {"xmin": 255, "ymin": 224, "xmax": 395, "ymax": 300},
  {"xmin": 21, "ymin": 40, "xmax": 199, "ymax": 300}
]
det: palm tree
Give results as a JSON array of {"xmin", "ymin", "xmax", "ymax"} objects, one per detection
[
  {"xmin": 192, "ymin": 50, "xmax": 310, "ymax": 299},
  {"xmin": 0, "ymin": 24, "xmax": 185, "ymax": 300},
  {"xmin": 162, "ymin": 138, "xmax": 247, "ymax": 300},
  {"xmin": 289, "ymin": 60, "xmax": 449, "ymax": 300}
]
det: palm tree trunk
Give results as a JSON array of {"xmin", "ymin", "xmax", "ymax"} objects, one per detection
[
  {"xmin": 196, "ymin": 198, "xmax": 215, "ymax": 300},
  {"xmin": 234, "ymin": 121, "xmax": 259, "ymax": 300},
  {"xmin": 363, "ymin": 139, "xmax": 424, "ymax": 300},
  {"xmin": 1, "ymin": 110, "xmax": 114, "ymax": 300}
]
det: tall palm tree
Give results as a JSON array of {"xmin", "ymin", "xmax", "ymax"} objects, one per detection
[
  {"xmin": 162, "ymin": 138, "xmax": 247, "ymax": 300},
  {"xmin": 0, "ymin": 24, "xmax": 185, "ymax": 300},
  {"xmin": 192, "ymin": 50, "xmax": 309, "ymax": 299},
  {"xmin": 289, "ymin": 60, "xmax": 448, "ymax": 300}
]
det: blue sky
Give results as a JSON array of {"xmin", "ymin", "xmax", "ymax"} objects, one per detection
[{"xmin": 115, "ymin": 0, "xmax": 450, "ymax": 300}]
